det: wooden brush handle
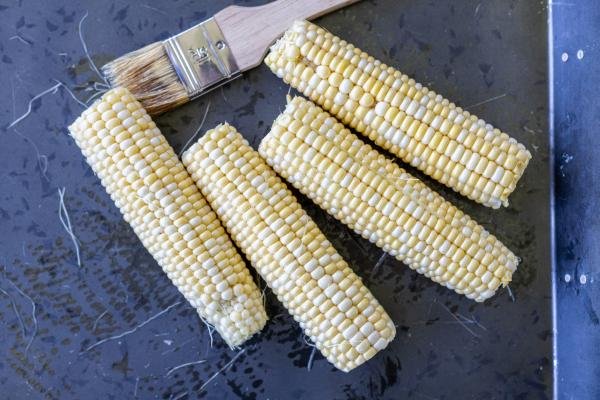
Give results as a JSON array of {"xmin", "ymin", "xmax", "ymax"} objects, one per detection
[{"xmin": 215, "ymin": 0, "xmax": 359, "ymax": 71}]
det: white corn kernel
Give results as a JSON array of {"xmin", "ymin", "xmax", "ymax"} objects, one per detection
[
  {"xmin": 183, "ymin": 123, "xmax": 395, "ymax": 372},
  {"xmin": 260, "ymin": 97, "xmax": 520, "ymax": 302},
  {"xmin": 265, "ymin": 20, "xmax": 532, "ymax": 208},
  {"xmin": 68, "ymin": 88, "xmax": 267, "ymax": 348}
]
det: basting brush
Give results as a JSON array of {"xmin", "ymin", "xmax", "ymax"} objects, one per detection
[{"xmin": 102, "ymin": 0, "xmax": 358, "ymax": 115}]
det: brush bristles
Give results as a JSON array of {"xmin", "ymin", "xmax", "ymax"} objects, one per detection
[{"xmin": 101, "ymin": 42, "xmax": 189, "ymax": 115}]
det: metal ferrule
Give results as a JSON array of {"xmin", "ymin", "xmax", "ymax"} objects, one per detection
[{"xmin": 163, "ymin": 18, "xmax": 240, "ymax": 99}]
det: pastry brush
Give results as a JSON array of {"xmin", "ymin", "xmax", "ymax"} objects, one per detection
[{"xmin": 102, "ymin": 0, "xmax": 359, "ymax": 115}]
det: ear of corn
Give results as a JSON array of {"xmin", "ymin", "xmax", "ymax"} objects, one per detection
[
  {"xmin": 259, "ymin": 97, "xmax": 519, "ymax": 302},
  {"xmin": 182, "ymin": 124, "xmax": 395, "ymax": 372},
  {"xmin": 68, "ymin": 87, "xmax": 267, "ymax": 348},
  {"xmin": 264, "ymin": 20, "xmax": 532, "ymax": 209}
]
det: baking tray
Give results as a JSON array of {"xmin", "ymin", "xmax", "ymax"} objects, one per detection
[
  {"xmin": 0, "ymin": 1, "xmax": 554, "ymax": 398},
  {"xmin": 552, "ymin": 1, "xmax": 600, "ymax": 399}
]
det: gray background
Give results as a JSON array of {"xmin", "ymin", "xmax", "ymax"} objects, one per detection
[{"xmin": 0, "ymin": 0, "xmax": 551, "ymax": 399}]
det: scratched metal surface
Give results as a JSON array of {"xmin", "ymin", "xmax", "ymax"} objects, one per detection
[{"xmin": 0, "ymin": 0, "xmax": 551, "ymax": 399}]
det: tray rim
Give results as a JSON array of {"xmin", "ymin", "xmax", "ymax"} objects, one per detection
[{"xmin": 548, "ymin": 0, "xmax": 558, "ymax": 395}]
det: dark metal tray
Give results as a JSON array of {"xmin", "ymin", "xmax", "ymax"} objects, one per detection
[
  {"xmin": 552, "ymin": 1, "xmax": 600, "ymax": 399},
  {"xmin": 0, "ymin": 1, "xmax": 556, "ymax": 398}
]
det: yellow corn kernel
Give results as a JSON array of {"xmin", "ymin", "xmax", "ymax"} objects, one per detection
[
  {"xmin": 260, "ymin": 97, "xmax": 520, "ymax": 302},
  {"xmin": 183, "ymin": 124, "xmax": 395, "ymax": 372},
  {"xmin": 266, "ymin": 20, "xmax": 532, "ymax": 209},
  {"xmin": 69, "ymin": 88, "xmax": 267, "ymax": 348}
]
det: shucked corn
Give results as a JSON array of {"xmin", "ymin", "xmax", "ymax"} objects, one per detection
[
  {"xmin": 182, "ymin": 124, "xmax": 395, "ymax": 372},
  {"xmin": 260, "ymin": 97, "xmax": 519, "ymax": 302},
  {"xmin": 265, "ymin": 20, "xmax": 532, "ymax": 209},
  {"xmin": 69, "ymin": 88, "xmax": 267, "ymax": 347}
]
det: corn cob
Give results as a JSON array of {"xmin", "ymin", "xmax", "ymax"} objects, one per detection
[
  {"xmin": 259, "ymin": 97, "xmax": 519, "ymax": 302},
  {"xmin": 68, "ymin": 87, "xmax": 267, "ymax": 347},
  {"xmin": 182, "ymin": 124, "xmax": 395, "ymax": 372},
  {"xmin": 264, "ymin": 20, "xmax": 532, "ymax": 209}
]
